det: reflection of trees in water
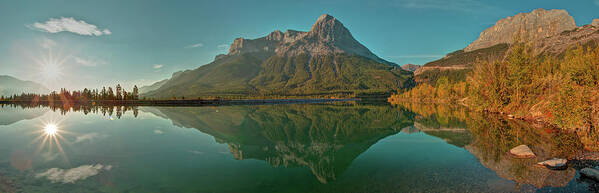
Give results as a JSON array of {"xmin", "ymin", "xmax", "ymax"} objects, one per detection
[
  {"xmin": 466, "ymin": 113, "xmax": 582, "ymax": 188},
  {"xmin": 395, "ymin": 102, "xmax": 587, "ymax": 189},
  {"xmin": 1, "ymin": 103, "xmax": 139, "ymax": 118},
  {"xmin": 395, "ymin": 102, "xmax": 472, "ymax": 147},
  {"xmin": 145, "ymin": 104, "xmax": 415, "ymax": 184}
]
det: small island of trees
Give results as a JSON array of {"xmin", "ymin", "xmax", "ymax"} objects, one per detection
[{"xmin": 0, "ymin": 84, "xmax": 140, "ymax": 105}]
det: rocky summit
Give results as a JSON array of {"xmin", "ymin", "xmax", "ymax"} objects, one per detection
[
  {"xmin": 465, "ymin": 8, "xmax": 576, "ymax": 52},
  {"xmin": 143, "ymin": 14, "xmax": 412, "ymax": 98},
  {"xmin": 228, "ymin": 14, "xmax": 389, "ymax": 64},
  {"xmin": 414, "ymin": 8, "xmax": 599, "ymax": 85}
]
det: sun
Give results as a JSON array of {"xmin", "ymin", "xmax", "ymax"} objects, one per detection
[
  {"xmin": 30, "ymin": 48, "xmax": 67, "ymax": 86},
  {"xmin": 44, "ymin": 123, "xmax": 58, "ymax": 136},
  {"xmin": 40, "ymin": 62, "xmax": 62, "ymax": 81}
]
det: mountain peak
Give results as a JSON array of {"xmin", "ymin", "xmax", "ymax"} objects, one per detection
[
  {"xmin": 464, "ymin": 8, "xmax": 576, "ymax": 52},
  {"xmin": 310, "ymin": 14, "xmax": 346, "ymax": 34},
  {"xmin": 226, "ymin": 14, "xmax": 390, "ymax": 64},
  {"xmin": 312, "ymin": 14, "xmax": 338, "ymax": 29},
  {"xmin": 316, "ymin": 14, "xmax": 335, "ymax": 22}
]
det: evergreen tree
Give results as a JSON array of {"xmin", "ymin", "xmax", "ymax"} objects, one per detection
[
  {"xmin": 101, "ymin": 87, "xmax": 107, "ymax": 100},
  {"xmin": 116, "ymin": 84, "xmax": 122, "ymax": 100},
  {"xmin": 108, "ymin": 87, "xmax": 114, "ymax": 100},
  {"xmin": 133, "ymin": 85, "xmax": 139, "ymax": 100}
]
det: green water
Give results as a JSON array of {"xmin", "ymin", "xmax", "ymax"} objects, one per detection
[{"xmin": 0, "ymin": 103, "xmax": 597, "ymax": 192}]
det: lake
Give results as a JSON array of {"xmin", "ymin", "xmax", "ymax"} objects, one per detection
[{"xmin": 0, "ymin": 103, "xmax": 597, "ymax": 192}]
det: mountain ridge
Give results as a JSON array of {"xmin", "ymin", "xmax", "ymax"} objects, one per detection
[
  {"xmin": 0, "ymin": 75, "xmax": 50, "ymax": 97},
  {"xmin": 143, "ymin": 14, "xmax": 412, "ymax": 99},
  {"xmin": 415, "ymin": 8, "xmax": 599, "ymax": 84}
]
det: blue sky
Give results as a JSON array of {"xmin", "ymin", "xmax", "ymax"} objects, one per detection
[{"xmin": 1, "ymin": 0, "xmax": 598, "ymax": 90}]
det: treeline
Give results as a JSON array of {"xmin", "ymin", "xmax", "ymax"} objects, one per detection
[
  {"xmin": 0, "ymin": 84, "xmax": 140, "ymax": 102},
  {"xmin": 388, "ymin": 77, "xmax": 467, "ymax": 103},
  {"xmin": 391, "ymin": 42, "xmax": 599, "ymax": 132}
]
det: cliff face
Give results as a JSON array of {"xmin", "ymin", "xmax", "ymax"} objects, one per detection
[
  {"xmin": 534, "ymin": 23, "xmax": 599, "ymax": 54},
  {"xmin": 227, "ymin": 14, "xmax": 389, "ymax": 64},
  {"xmin": 415, "ymin": 9, "xmax": 599, "ymax": 85},
  {"xmin": 464, "ymin": 8, "xmax": 576, "ymax": 52}
]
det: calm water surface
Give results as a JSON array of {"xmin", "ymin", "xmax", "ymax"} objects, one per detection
[{"xmin": 0, "ymin": 103, "xmax": 597, "ymax": 192}]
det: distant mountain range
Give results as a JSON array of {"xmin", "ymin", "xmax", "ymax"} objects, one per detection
[
  {"xmin": 142, "ymin": 14, "xmax": 413, "ymax": 98},
  {"xmin": 415, "ymin": 8, "xmax": 599, "ymax": 84},
  {"xmin": 0, "ymin": 75, "xmax": 49, "ymax": 97},
  {"xmin": 138, "ymin": 71, "xmax": 184, "ymax": 94},
  {"xmin": 400, "ymin": 64, "xmax": 421, "ymax": 72}
]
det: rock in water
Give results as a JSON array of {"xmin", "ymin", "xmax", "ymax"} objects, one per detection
[
  {"xmin": 592, "ymin": 19, "xmax": 599, "ymax": 27},
  {"xmin": 509, "ymin": 145, "xmax": 536, "ymax": 158},
  {"xmin": 580, "ymin": 168, "xmax": 599, "ymax": 181},
  {"xmin": 464, "ymin": 8, "xmax": 576, "ymax": 52},
  {"xmin": 536, "ymin": 158, "xmax": 567, "ymax": 170}
]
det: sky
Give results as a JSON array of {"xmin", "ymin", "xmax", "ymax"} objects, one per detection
[{"xmin": 1, "ymin": 0, "xmax": 598, "ymax": 91}]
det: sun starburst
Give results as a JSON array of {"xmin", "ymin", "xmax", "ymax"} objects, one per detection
[
  {"xmin": 29, "ymin": 117, "xmax": 73, "ymax": 165},
  {"xmin": 33, "ymin": 48, "xmax": 68, "ymax": 84}
]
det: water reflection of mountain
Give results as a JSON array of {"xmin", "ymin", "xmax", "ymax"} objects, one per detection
[
  {"xmin": 397, "ymin": 102, "xmax": 587, "ymax": 189},
  {"xmin": 0, "ymin": 106, "xmax": 48, "ymax": 125},
  {"xmin": 143, "ymin": 104, "xmax": 415, "ymax": 183}
]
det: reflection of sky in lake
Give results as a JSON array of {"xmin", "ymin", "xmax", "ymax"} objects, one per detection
[{"xmin": 0, "ymin": 105, "xmax": 596, "ymax": 192}]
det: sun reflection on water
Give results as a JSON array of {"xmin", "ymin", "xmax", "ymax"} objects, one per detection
[
  {"xmin": 30, "ymin": 119, "xmax": 71, "ymax": 165},
  {"xmin": 44, "ymin": 123, "xmax": 58, "ymax": 136}
]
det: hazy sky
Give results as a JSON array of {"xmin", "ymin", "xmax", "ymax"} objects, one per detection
[{"xmin": 1, "ymin": 0, "xmax": 598, "ymax": 90}]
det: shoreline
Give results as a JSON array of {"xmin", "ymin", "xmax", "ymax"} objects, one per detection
[
  {"xmin": 391, "ymin": 99, "xmax": 599, "ymax": 156},
  {"xmin": 0, "ymin": 98, "xmax": 359, "ymax": 106}
]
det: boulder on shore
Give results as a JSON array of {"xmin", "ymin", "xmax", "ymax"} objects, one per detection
[
  {"xmin": 537, "ymin": 158, "xmax": 567, "ymax": 170},
  {"xmin": 509, "ymin": 145, "xmax": 536, "ymax": 158},
  {"xmin": 580, "ymin": 168, "xmax": 599, "ymax": 181}
]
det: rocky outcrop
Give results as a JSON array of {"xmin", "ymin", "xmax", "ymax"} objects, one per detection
[
  {"xmin": 509, "ymin": 145, "xmax": 536, "ymax": 158},
  {"xmin": 534, "ymin": 24, "xmax": 599, "ymax": 54},
  {"xmin": 415, "ymin": 9, "xmax": 599, "ymax": 85},
  {"xmin": 400, "ymin": 64, "xmax": 421, "ymax": 72},
  {"xmin": 536, "ymin": 158, "xmax": 567, "ymax": 170},
  {"xmin": 465, "ymin": 8, "xmax": 576, "ymax": 52},
  {"xmin": 580, "ymin": 167, "xmax": 599, "ymax": 181},
  {"xmin": 227, "ymin": 14, "xmax": 389, "ymax": 64},
  {"xmin": 466, "ymin": 144, "xmax": 576, "ymax": 188}
]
